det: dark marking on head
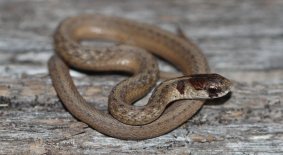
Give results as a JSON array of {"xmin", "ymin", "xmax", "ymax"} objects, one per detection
[
  {"xmin": 188, "ymin": 77, "xmax": 206, "ymax": 90},
  {"xmin": 175, "ymin": 73, "xmax": 231, "ymax": 98},
  {"xmin": 176, "ymin": 80, "xmax": 185, "ymax": 94},
  {"xmin": 188, "ymin": 73, "xmax": 229, "ymax": 98}
]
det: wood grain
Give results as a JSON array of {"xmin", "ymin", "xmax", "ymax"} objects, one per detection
[{"xmin": 0, "ymin": 0, "xmax": 283, "ymax": 154}]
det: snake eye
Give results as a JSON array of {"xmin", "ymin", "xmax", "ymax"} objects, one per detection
[
  {"xmin": 208, "ymin": 87, "xmax": 217, "ymax": 94},
  {"xmin": 207, "ymin": 87, "xmax": 221, "ymax": 98}
]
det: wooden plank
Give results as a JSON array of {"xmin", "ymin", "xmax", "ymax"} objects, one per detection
[{"xmin": 0, "ymin": 0, "xmax": 283, "ymax": 154}]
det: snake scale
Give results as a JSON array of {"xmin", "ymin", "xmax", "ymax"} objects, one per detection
[{"xmin": 48, "ymin": 14, "xmax": 231, "ymax": 140}]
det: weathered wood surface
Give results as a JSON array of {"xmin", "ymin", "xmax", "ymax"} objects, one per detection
[{"xmin": 0, "ymin": 0, "xmax": 283, "ymax": 154}]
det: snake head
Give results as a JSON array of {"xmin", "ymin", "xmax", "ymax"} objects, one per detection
[{"xmin": 188, "ymin": 73, "xmax": 232, "ymax": 99}]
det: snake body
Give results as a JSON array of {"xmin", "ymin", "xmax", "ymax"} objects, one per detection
[{"xmin": 48, "ymin": 14, "xmax": 231, "ymax": 139}]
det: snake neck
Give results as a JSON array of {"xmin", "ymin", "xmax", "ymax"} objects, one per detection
[
  {"xmin": 149, "ymin": 77, "xmax": 206, "ymax": 106},
  {"xmin": 109, "ymin": 73, "xmax": 232, "ymax": 126},
  {"xmin": 108, "ymin": 77, "xmax": 204, "ymax": 126}
]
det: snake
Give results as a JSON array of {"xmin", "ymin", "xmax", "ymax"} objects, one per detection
[{"xmin": 48, "ymin": 14, "xmax": 232, "ymax": 140}]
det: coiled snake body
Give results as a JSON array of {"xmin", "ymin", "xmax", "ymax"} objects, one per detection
[{"xmin": 48, "ymin": 14, "xmax": 231, "ymax": 140}]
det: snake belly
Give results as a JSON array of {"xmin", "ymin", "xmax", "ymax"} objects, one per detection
[{"xmin": 49, "ymin": 14, "xmax": 210, "ymax": 140}]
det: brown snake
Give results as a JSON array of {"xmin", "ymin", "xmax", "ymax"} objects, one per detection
[{"xmin": 48, "ymin": 14, "xmax": 232, "ymax": 140}]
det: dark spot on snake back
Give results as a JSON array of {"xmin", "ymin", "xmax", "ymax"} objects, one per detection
[{"xmin": 176, "ymin": 80, "xmax": 185, "ymax": 94}]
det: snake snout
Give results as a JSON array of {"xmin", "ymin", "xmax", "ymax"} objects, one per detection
[{"xmin": 205, "ymin": 74, "xmax": 232, "ymax": 98}]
